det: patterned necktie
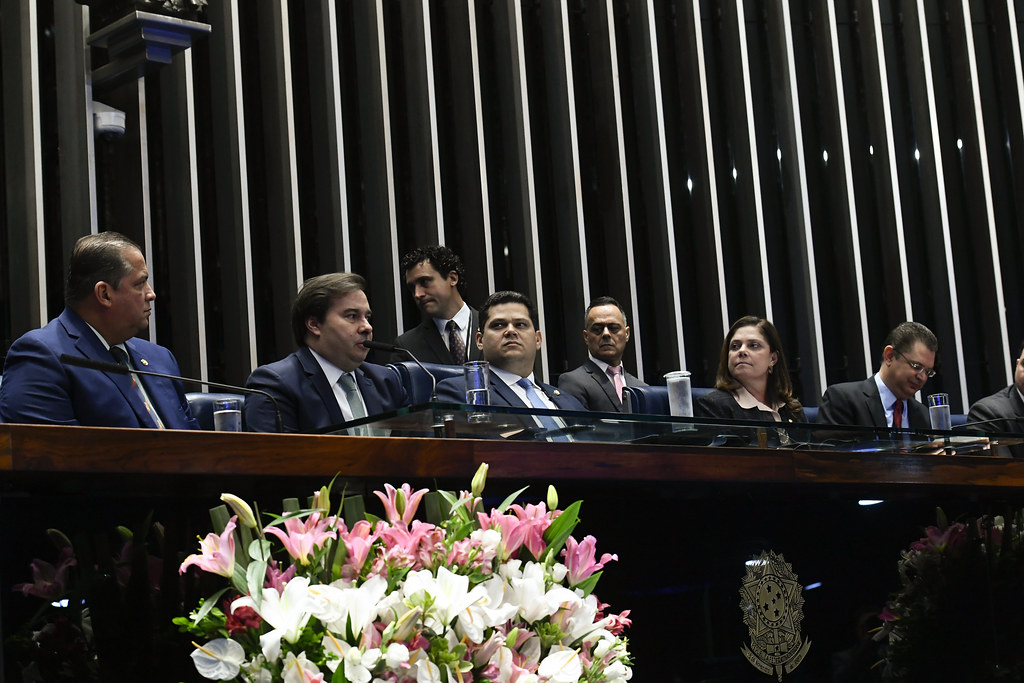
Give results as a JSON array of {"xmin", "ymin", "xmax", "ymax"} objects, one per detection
[
  {"xmin": 892, "ymin": 399, "xmax": 903, "ymax": 429},
  {"xmin": 516, "ymin": 377, "xmax": 568, "ymax": 440},
  {"xmin": 338, "ymin": 373, "xmax": 366, "ymax": 420},
  {"xmin": 110, "ymin": 346, "xmax": 164, "ymax": 429},
  {"xmin": 607, "ymin": 365, "xmax": 625, "ymax": 403},
  {"xmin": 447, "ymin": 319, "xmax": 466, "ymax": 365}
]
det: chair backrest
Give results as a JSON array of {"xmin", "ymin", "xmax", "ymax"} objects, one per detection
[
  {"xmin": 186, "ymin": 392, "xmax": 247, "ymax": 430},
  {"xmin": 622, "ymin": 385, "xmax": 714, "ymax": 416},
  {"xmin": 388, "ymin": 361, "xmax": 463, "ymax": 404}
]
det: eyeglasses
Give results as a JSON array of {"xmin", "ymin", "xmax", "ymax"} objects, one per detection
[{"xmin": 895, "ymin": 351, "xmax": 936, "ymax": 378}]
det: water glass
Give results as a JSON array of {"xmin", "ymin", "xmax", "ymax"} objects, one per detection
[
  {"xmin": 664, "ymin": 370, "xmax": 693, "ymax": 417},
  {"xmin": 463, "ymin": 361, "xmax": 490, "ymax": 422},
  {"xmin": 213, "ymin": 397, "xmax": 242, "ymax": 432},
  {"xmin": 927, "ymin": 392, "xmax": 952, "ymax": 431}
]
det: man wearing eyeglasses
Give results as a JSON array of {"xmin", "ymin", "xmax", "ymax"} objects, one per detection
[{"xmin": 817, "ymin": 321, "xmax": 938, "ymax": 429}]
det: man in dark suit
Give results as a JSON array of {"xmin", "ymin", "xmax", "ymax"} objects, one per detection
[
  {"xmin": 557, "ymin": 296, "xmax": 646, "ymax": 412},
  {"xmin": 392, "ymin": 245, "xmax": 483, "ymax": 365},
  {"xmin": 967, "ymin": 341, "xmax": 1024, "ymax": 432},
  {"xmin": 436, "ymin": 291, "xmax": 584, "ymax": 411},
  {"xmin": 817, "ymin": 321, "xmax": 937, "ymax": 430},
  {"xmin": 244, "ymin": 273, "xmax": 408, "ymax": 432},
  {"xmin": 0, "ymin": 231, "xmax": 198, "ymax": 429}
]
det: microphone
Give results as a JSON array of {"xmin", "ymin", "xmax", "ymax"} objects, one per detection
[
  {"xmin": 953, "ymin": 416, "xmax": 1024, "ymax": 431},
  {"xmin": 59, "ymin": 353, "xmax": 283, "ymax": 433},
  {"xmin": 361, "ymin": 340, "xmax": 438, "ymax": 402}
]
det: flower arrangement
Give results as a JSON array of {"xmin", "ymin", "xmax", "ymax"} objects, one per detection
[
  {"xmin": 876, "ymin": 508, "xmax": 1024, "ymax": 681},
  {"xmin": 175, "ymin": 464, "xmax": 633, "ymax": 682}
]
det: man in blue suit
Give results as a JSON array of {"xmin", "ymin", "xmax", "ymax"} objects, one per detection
[
  {"xmin": 0, "ymin": 231, "xmax": 198, "ymax": 429},
  {"xmin": 436, "ymin": 291, "xmax": 584, "ymax": 411},
  {"xmin": 244, "ymin": 273, "xmax": 408, "ymax": 433}
]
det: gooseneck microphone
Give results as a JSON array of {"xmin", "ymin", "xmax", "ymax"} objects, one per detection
[
  {"xmin": 953, "ymin": 416, "xmax": 1024, "ymax": 430},
  {"xmin": 361, "ymin": 339, "xmax": 438, "ymax": 401},
  {"xmin": 59, "ymin": 353, "xmax": 284, "ymax": 433}
]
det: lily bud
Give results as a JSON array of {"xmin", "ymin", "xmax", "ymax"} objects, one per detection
[
  {"xmin": 220, "ymin": 493, "xmax": 257, "ymax": 529},
  {"xmin": 471, "ymin": 462, "xmax": 489, "ymax": 498},
  {"xmin": 388, "ymin": 606, "xmax": 423, "ymax": 642},
  {"xmin": 546, "ymin": 485, "xmax": 558, "ymax": 512},
  {"xmin": 313, "ymin": 486, "xmax": 330, "ymax": 514}
]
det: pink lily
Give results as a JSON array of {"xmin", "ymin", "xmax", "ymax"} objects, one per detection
[
  {"xmin": 339, "ymin": 519, "xmax": 378, "ymax": 575},
  {"xmin": 180, "ymin": 516, "xmax": 237, "ymax": 577},
  {"xmin": 374, "ymin": 483, "xmax": 429, "ymax": 525},
  {"xmin": 562, "ymin": 535, "xmax": 617, "ymax": 586},
  {"xmin": 265, "ymin": 513, "xmax": 337, "ymax": 566},
  {"xmin": 13, "ymin": 547, "xmax": 77, "ymax": 600}
]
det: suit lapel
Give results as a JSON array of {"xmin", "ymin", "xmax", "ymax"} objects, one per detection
[
  {"xmin": 355, "ymin": 367, "xmax": 383, "ymax": 415},
  {"xmin": 298, "ymin": 348, "xmax": 345, "ymax": 424},
  {"xmin": 863, "ymin": 379, "xmax": 887, "ymax": 428},
  {"xmin": 490, "ymin": 379, "xmax": 527, "ymax": 407},
  {"xmin": 585, "ymin": 360, "xmax": 621, "ymax": 411},
  {"xmin": 64, "ymin": 313, "xmax": 147, "ymax": 427},
  {"xmin": 467, "ymin": 308, "xmax": 483, "ymax": 361},
  {"xmin": 420, "ymin": 320, "xmax": 452, "ymax": 363}
]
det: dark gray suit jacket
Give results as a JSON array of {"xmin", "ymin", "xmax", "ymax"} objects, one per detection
[
  {"xmin": 967, "ymin": 385, "xmax": 1024, "ymax": 431},
  {"xmin": 557, "ymin": 359, "xmax": 646, "ymax": 412},
  {"xmin": 817, "ymin": 377, "xmax": 929, "ymax": 430},
  {"xmin": 391, "ymin": 307, "xmax": 483, "ymax": 365}
]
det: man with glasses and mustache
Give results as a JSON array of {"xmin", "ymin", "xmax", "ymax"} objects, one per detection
[
  {"xmin": 817, "ymin": 321, "xmax": 938, "ymax": 429},
  {"xmin": 244, "ymin": 273, "xmax": 408, "ymax": 432}
]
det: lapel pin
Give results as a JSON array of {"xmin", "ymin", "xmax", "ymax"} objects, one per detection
[{"xmin": 141, "ymin": 359, "xmax": 150, "ymax": 366}]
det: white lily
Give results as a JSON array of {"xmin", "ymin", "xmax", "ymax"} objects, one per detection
[
  {"xmin": 456, "ymin": 575, "xmax": 517, "ymax": 643},
  {"xmin": 282, "ymin": 650, "xmax": 322, "ymax": 683},
  {"xmin": 310, "ymin": 574, "xmax": 387, "ymax": 640},
  {"xmin": 537, "ymin": 646, "xmax": 582, "ymax": 683},
  {"xmin": 403, "ymin": 566, "xmax": 487, "ymax": 632}
]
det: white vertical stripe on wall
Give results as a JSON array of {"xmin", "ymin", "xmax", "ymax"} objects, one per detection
[
  {"xmin": 962, "ymin": 0, "xmax": 1012, "ymax": 388},
  {"xmin": 870, "ymin": 0, "xmax": 913, "ymax": 322},
  {"xmin": 826, "ymin": 0, "xmax": 872, "ymax": 378},
  {"xmin": 734, "ymin": 0, "xmax": 772, "ymax": 322},
  {"xmin": 914, "ymin": 0, "xmax": 968, "ymax": 409},
  {"xmin": 23, "ymin": 0, "xmax": 47, "ymax": 327},
  {"xmin": 138, "ymin": 77, "xmax": 157, "ymax": 342},
  {"xmin": 559, "ymin": 0, "xmax": 590, "ymax": 303},
  {"xmin": 421, "ymin": 0, "xmax": 446, "ymax": 243},
  {"xmin": 692, "ymin": 0, "xmax": 728, "ymax": 337},
  {"xmin": 605, "ymin": 0, "xmax": 644, "ymax": 381},
  {"xmin": 467, "ymin": 0, "xmax": 496, "ymax": 293},
  {"xmin": 323, "ymin": 0, "xmax": 351, "ymax": 271},
  {"xmin": 374, "ymin": 0, "xmax": 404, "ymax": 333},
  {"xmin": 642, "ymin": 0, "xmax": 686, "ymax": 371},
  {"xmin": 510, "ymin": 0, "xmax": 548, "ymax": 378},
  {"xmin": 183, "ymin": 51, "xmax": 210, "ymax": 380},
  {"xmin": 226, "ymin": 0, "xmax": 258, "ymax": 369},
  {"xmin": 779, "ymin": 0, "xmax": 825, "ymax": 392}
]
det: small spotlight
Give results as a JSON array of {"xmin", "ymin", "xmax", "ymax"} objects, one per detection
[
  {"xmin": 805, "ymin": 582, "xmax": 822, "ymax": 590},
  {"xmin": 858, "ymin": 499, "xmax": 883, "ymax": 506}
]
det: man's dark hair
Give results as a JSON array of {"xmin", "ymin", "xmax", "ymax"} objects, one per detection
[
  {"xmin": 291, "ymin": 273, "xmax": 367, "ymax": 347},
  {"xmin": 400, "ymin": 245, "xmax": 466, "ymax": 291},
  {"xmin": 65, "ymin": 231, "xmax": 142, "ymax": 307},
  {"xmin": 585, "ymin": 296, "xmax": 629, "ymax": 326},
  {"xmin": 478, "ymin": 290, "xmax": 539, "ymax": 331},
  {"xmin": 883, "ymin": 322, "xmax": 938, "ymax": 360}
]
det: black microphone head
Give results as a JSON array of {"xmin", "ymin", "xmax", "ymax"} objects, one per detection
[{"xmin": 361, "ymin": 339, "xmax": 399, "ymax": 353}]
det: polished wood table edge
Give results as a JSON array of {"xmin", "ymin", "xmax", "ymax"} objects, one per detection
[{"xmin": 1, "ymin": 423, "xmax": 1023, "ymax": 488}]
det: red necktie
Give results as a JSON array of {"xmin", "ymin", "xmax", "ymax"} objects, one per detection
[{"xmin": 892, "ymin": 399, "xmax": 903, "ymax": 428}]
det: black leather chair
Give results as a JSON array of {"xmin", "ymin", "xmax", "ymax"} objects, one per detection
[
  {"xmin": 186, "ymin": 392, "xmax": 247, "ymax": 430},
  {"xmin": 388, "ymin": 361, "xmax": 463, "ymax": 404},
  {"xmin": 622, "ymin": 385, "xmax": 713, "ymax": 415}
]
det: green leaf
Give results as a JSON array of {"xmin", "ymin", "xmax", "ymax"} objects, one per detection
[
  {"xmin": 344, "ymin": 495, "xmax": 366, "ymax": 527},
  {"xmin": 498, "ymin": 486, "xmax": 530, "ymax": 513},
  {"xmin": 193, "ymin": 586, "xmax": 232, "ymax": 623},
  {"xmin": 282, "ymin": 497, "xmax": 301, "ymax": 514},
  {"xmin": 245, "ymin": 559, "xmax": 266, "ymax": 605},
  {"xmin": 575, "ymin": 570, "xmax": 602, "ymax": 597},
  {"xmin": 542, "ymin": 500, "xmax": 582, "ymax": 556}
]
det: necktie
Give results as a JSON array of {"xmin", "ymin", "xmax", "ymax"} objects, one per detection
[
  {"xmin": 516, "ymin": 377, "xmax": 568, "ymax": 440},
  {"xmin": 892, "ymin": 399, "xmax": 903, "ymax": 429},
  {"xmin": 338, "ymin": 373, "xmax": 366, "ymax": 420},
  {"xmin": 110, "ymin": 346, "xmax": 164, "ymax": 429},
  {"xmin": 607, "ymin": 365, "xmax": 625, "ymax": 403},
  {"xmin": 447, "ymin": 320, "xmax": 466, "ymax": 365}
]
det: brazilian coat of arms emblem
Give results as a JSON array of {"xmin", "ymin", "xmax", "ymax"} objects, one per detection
[{"xmin": 739, "ymin": 550, "xmax": 811, "ymax": 680}]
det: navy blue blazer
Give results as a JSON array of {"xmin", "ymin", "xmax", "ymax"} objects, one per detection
[
  {"xmin": 391, "ymin": 307, "xmax": 484, "ymax": 365},
  {"xmin": 0, "ymin": 307, "xmax": 198, "ymax": 429},
  {"xmin": 244, "ymin": 346, "xmax": 409, "ymax": 433},
  {"xmin": 436, "ymin": 374, "xmax": 585, "ymax": 411}
]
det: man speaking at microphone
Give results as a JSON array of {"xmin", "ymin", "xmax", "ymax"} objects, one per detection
[
  {"xmin": 0, "ymin": 231, "xmax": 199, "ymax": 429},
  {"xmin": 244, "ymin": 273, "xmax": 408, "ymax": 433}
]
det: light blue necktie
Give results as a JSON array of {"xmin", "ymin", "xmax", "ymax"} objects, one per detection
[
  {"xmin": 516, "ymin": 378, "xmax": 568, "ymax": 440},
  {"xmin": 338, "ymin": 373, "xmax": 366, "ymax": 420}
]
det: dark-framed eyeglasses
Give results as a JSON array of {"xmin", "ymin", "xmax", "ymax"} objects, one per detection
[{"xmin": 895, "ymin": 351, "xmax": 936, "ymax": 378}]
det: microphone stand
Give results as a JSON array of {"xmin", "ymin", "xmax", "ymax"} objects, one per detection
[
  {"xmin": 360, "ymin": 340, "xmax": 446, "ymax": 436},
  {"xmin": 60, "ymin": 353, "xmax": 284, "ymax": 433}
]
